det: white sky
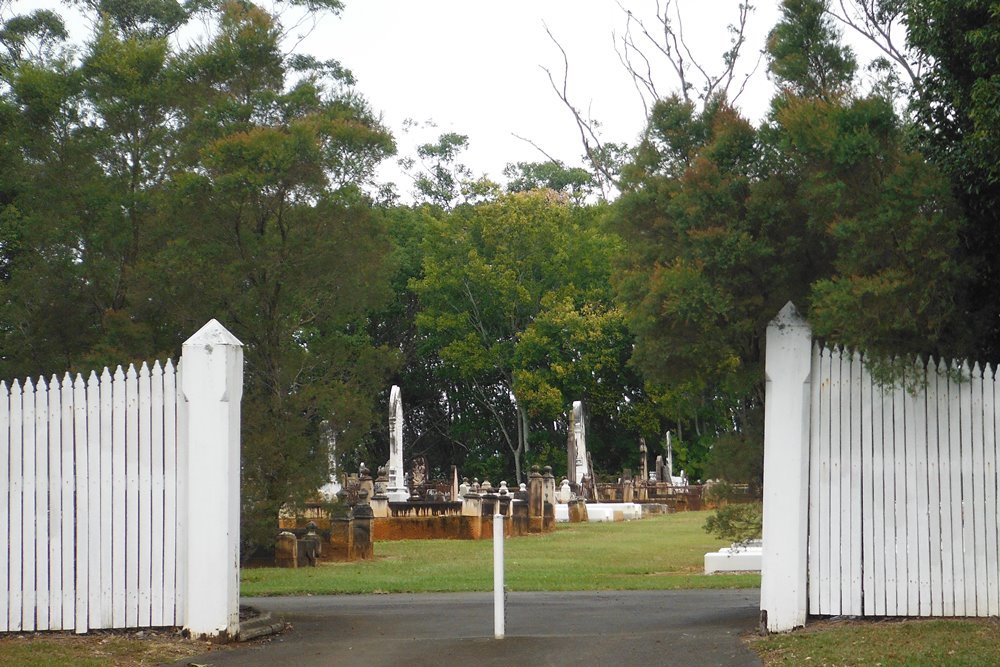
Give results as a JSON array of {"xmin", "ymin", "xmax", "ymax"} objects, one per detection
[{"xmin": 302, "ymin": 0, "xmax": 785, "ymax": 187}]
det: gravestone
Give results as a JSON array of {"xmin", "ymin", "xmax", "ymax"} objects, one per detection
[
  {"xmin": 317, "ymin": 422, "xmax": 342, "ymax": 501},
  {"xmin": 386, "ymin": 385, "xmax": 409, "ymax": 502},
  {"xmin": 567, "ymin": 400, "xmax": 590, "ymax": 485}
]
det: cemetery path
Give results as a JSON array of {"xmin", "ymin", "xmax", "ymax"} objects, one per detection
[{"xmin": 172, "ymin": 589, "xmax": 762, "ymax": 666}]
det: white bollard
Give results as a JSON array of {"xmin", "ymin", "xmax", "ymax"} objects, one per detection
[{"xmin": 493, "ymin": 513, "xmax": 504, "ymax": 638}]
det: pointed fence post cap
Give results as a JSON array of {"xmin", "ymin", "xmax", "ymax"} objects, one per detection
[
  {"xmin": 769, "ymin": 301, "xmax": 810, "ymax": 332},
  {"xmin": 183, "ymin": 319, "xmax": 243, "ymax": 348}
]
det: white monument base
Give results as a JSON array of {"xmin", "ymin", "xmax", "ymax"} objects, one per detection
[
  {"xmin": 704, "ymin": 543, "xmax": 763, "ymax": 573},
  {"xmin": 387, "ymin": 489, "xmax": 410, "ymax": 502}
]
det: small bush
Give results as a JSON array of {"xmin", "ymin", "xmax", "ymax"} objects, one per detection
[{"xmin": 703, "ymin": 501, "xmax": 762, "ymax": 544}]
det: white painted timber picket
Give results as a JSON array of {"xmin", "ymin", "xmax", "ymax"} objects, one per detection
[
  {"xmin": 903, "ymin": 367, "xmax": 918, "ymax": 617},
  {"xmin": 150, "ymin": 361, "xmax": 165, "ymax": 628},
  {"xmin": 895, "ymin": 371, "xmax": 908, "ymax": 615},
  {"xmin": 849, "ymin": 352, "xmax": 863, "ymax": 616},
  {"xmin": 860, "ymin": 356, "xmax": 876, "ymax": 615},
  {"xmin": 971, "ymin": 365, "xmax": 987, "ymax": 616},
  {"xmin": 807, "ymin": 344, "xmax": 822, "ymax": 615},
  {"xmin": 10, "ymin": 381, "xmax": 23, "ymax": 632},
  {"xmin": 986, "ymin": 365, "xmax": 1000, "ymax": 615},
  {"xmin": 1, "ymin": 382, "xmax": 9, "ymax": 632},
  {"xmin": 760, "ymin": 302, "xmax": 813, "ymax": 632},
  {"xmin": 76, "ymin": 373, "xmax": 92, "ymax": 633},
  {"xmin": 947, "ymin": 363, "xmax": 964, "ymax": 615},
  {"xmin": 164, "ymin": 360, "xmax": 180, "ymax": 626},
  {"xmin": 23, "ymin": 379, "xmax": 36, "ymax": 632},
  {"xmin": 764, "ymin": 304, "xmax": 1000, "ymax": 631},
  {"xmin": 60, "ymin": 375, "xmax": 75, "ymax": 626},
  {"xmin": 960, "ymin": 364, "xmax": 977, "ymax": 615},
  {"xmin": 870, "ymin": 363, "xmax": 887, "ymax": 616},
  {"xmin": 138, "ymin": 363, "xmax": 152, "ymax": 628},
  {"xmin": 1, "ymin": 320, "xmax": 242, "ymax": 635},
  {"xmin": 829, "ymin": 349, "xmax": 842, "ymax": 615},
  {"xmin": 817, "ymin": 346, "xmax": 832, "ymax": 614},
  {"xmin": 112, "ymin": 366, "xmax": 126, "ymax": 628}
]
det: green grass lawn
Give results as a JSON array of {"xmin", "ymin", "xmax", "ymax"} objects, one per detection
[
  {"xmin": 241, "ymin": 510, "xmax": 760, "ymax": 596},
  {"xmin": 749, "ymin": 617, "xmax": 1000, "ymax": 666}
]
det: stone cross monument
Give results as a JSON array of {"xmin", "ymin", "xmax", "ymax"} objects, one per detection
[{"xmin": 386, "ymin": 385, "xmax": 409, "ymax": 501}]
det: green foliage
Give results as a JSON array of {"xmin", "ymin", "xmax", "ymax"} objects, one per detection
[
  {"xmin": 767, "ymin": 0, "xmax": 857, "ymax": 99},
  {"xmin": 503, "ymin": 160, "xmax": 595, "ymax": 201},
  {"xmin": 614, "ymin": 22, "xmax": 968, "ymax": 484},
  {"xmin": 410, "ymin": 191, "xmax": 653, "ymax": 482},
  {"xmin": 903, "ymin": 0, "xmax": 1000, "ymax": 362},
  {"xmin": 0, "ymin": 0, "xmax": 398, "ymax": 560},
  {"xmin": 702, "ymin": 501, "xmax": 762, "ymax": 544}
]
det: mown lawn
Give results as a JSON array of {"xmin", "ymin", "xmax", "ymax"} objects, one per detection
[
  {"xmin": 241, "ymin": 510, "xmax": 759, "ymax": 595},
  {"xmin": 748, "ymin": 617, "xmax": 1000, "ymax": 666}
]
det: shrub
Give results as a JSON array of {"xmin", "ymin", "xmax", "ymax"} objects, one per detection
[{"xmin": 702, "ymin": 501, "xmax": 762, "ymax": 545}]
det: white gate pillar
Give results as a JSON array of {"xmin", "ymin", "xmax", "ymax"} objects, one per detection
[
  {"xmin": 760, "ymin": 302, "xmax": 812, "ymax": 632},
  {"xmin": 181, "ymin": 320, "xmax": 243, "ymax": 638}
]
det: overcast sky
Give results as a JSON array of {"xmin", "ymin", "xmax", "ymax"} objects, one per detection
[{"xmin": 303, "ymin": 0, "xmax": 786, "ymax": 188}]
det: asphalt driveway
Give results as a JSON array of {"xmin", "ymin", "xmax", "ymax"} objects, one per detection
[{"xmin": 172, "ymin": 589, "xmax": 762, "ymax": 667}]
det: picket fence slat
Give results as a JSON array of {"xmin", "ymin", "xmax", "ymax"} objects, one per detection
[
  {"xmin": 984, "ymin": 365, "xmax": 999, "ymax": 615},
  {"xmin": 150, "ymin": 362, "xmax": 165, "ymax": 627},
  {"xmin": 808, "ymin": 344, "xmax": 822, "ymax": 615},
  {"xmin": 834, "ymin": 350, "xmax": 847, "ymax": 616},
  {"xmin": 818, "ymin": 348, "xmax": 833, "ymax": 613},
  {"xmin": 138, "ymin": 363, "xmax": 153, "ymax": 628},
  {"xmin": 125, "ymin": 365, "xmax": 139, "ymax": 628},
  {"xmin": 10, "ymin": 382, "xmax": 24, "ymax": 632},
  {"xmin": 1, "ymin": 382, "xmax": 10, "ymax": 632},
  {"xmin": 46, "ymin": 376, "xmax": 61, "ymax": 631},
  {"xmin": 870, "ymin": 363, "xmax": 887, "ymax": 616},
  {"xmin": 859, "ymin": 356, "xmax": 875, "ymax": 615},
  {"xmin": 971, "ymin": 366, "xmax": 988, "ymax": 615},
  {"xmin": 23, "ymin": 379, "xmax": 37, "ymax": 632},
  {"xmin": 99, "ymin": 368, "xmax": 114, "ymax": 628},
  {"xmin": 848, "ymin": 353, "xmax": 863, "ymax": 616},
  {"xmin": 60, "ymin": 374, "xmax": 75, "ymax": 626},
  {"xmin": 164, "ymin": 360, "xmax": 180, "ymax": 625},
  {"xmin": 76, "ymin": 373, "xmax": 92, "ymax": 633},
  {"xmin": 925, "ymin": 361, "xmax": 943, "ymax": 616}
]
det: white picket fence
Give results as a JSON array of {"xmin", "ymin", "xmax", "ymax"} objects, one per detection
[
  {"xmin": 808, "ymin": 347, "xmax": 1000, "ymax": 619},
  {"xmin": 1, "ymin": 319, "xmax": 243, "ymax": 637},
  {"xmin": 760, "ymin": 303, "xmax": 1000, "ymax": 631},
  {"xmin": 0, "ymin": 363, "xmax": 184, "ymax": 633}
]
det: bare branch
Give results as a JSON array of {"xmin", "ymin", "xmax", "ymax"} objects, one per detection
[
  {"xmin": 542, "ymin": 23, "xmax": 617, "ymax": 197},
  {"xmin": 511, "ymin": 133, "xmax": 563, "ymax": 165},
  {"xmin": 827, "ymin": 0, "xmax": 923, "ymax": 89}
]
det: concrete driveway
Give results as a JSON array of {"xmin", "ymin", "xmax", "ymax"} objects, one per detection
[{"xmin": 172, "ymin": 589, "xmax": 762, "ymax": 667}]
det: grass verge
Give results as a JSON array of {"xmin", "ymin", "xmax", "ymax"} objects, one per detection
[
  {"xmin": 0, "ymin": 629, "xmax": 227, "ymax": 667},
  {"xmin": 748, "ymin": 617, "xmax": 1000, "ymax": 666},
  {"xmin": 242, "ymin": 510, "xmax": 758, "ymax": 595}
]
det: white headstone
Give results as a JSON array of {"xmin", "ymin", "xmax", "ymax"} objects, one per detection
[
  {"xmin": 665, "ymin": 430, "xmax": 674, "ymax": 479},
  {"xmin": 571, "ymin": 401, "xmax": 590, "ymax": 484},
  {"xmin": 558, "ymin": 479, "xmax": 572, "ymax": 503},
  {"xmin": 386, "ymin": 385, "xmax": 409, "ymax": 501},
  {"xmin": 317, "ymin": 423, "xmax": 342, "ymax": 501}
]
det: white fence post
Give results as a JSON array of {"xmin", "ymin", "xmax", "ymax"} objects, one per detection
[
  {"xmin": 760, "ymin": 302, "xmax": 813, "ymax": 632},
  {"xmin": 181, "ymin": 320, "xmax": 243, "ymax": 639}
]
